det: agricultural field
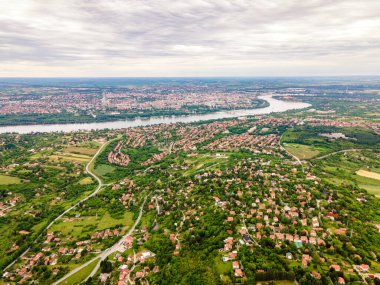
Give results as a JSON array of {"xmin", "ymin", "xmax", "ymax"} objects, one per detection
[
  {"xmin": 63, "ymin": 146, "xmax": 98, "ymax": 156},
  {"xmin": 49, "ymin": 153, "xmax": 91, "ymax": 163},
  {"xmin": 0, "ymin": 174, "xmax": 21, "ymax": 185},
  {"xmin": 283, "ymin": 143, "xmax": 320, "ymax": 159},
  {"xmin": 314, "ymin": 150, "xmax": 380, "ymax": 197},
  {"xmin": 50, "ymin": 211, "xmax": 133, "ymax": 239},
  {"xmin": 78, "ymin": 177, "xmax": 93, "ymax": 185},
  {"xmin": 356, "ymin": 169, "xmax": 380, "ymax": 181}
]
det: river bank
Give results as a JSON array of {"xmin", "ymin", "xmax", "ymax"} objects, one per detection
[{"xmin": 0, "ymin": 96, "xmax": 311, "ymax": 134}]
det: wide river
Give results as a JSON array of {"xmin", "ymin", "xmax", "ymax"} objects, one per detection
[{"xmin": 0, "ymin": 96, "xmax": 310, "ymax": 134}]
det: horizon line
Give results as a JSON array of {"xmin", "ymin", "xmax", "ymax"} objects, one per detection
[{"xmin": 1, "ymin": 75, "xmax": 380, "ymax": 79}]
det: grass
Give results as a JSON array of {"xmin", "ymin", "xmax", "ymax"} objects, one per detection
[
  {"xmin": 214, "ymin": 256, "xmax": 231, "ymax": 274},
  {"xmin": 257, "ymin": 281, "xmax": 295, "ymax": 285},
  {"xmin": 317, "ymin": 151, "xmax": 380, "ymax": 197},
  {"xmin": 356, "ymin": 169, "xmax": 380, "ymax": 181},
  {"xmin": 283, "ymin": 143, "xmax": 320, "ymax": 159},
  {"xmin": 64, "ymin": 146, "xmax": 98, "ymax": 156},
  {"xmin": 78, "ymin": 177, "xmax": 93, "ymax": 185},
  {"xmin": 58, "ymin": 258, "xmax": 99, "ymax": 285},
  {"xmin": 282, "ymin": 126, "xmax": 380, "ymax": 158},
  {"xmin": 182, "ymin": 154, "xmax": 229, "ymax": 176},
  {"xmin": 93, "ymin": 164, "xmax": 116, "ymax": 177},
  {"xmin": 50, "ymin": 211, "xmax": 133, "ymax": 238},
  {"xmin": 49, "ymin": 153, "xmax": 91, "ymax": 163},
  {"xmin": 0, "ymin": 174, "xmax": 21, "ymax": 185},
  {"xmin": 354, "ymin": 175, "xmax": 380, "ymax": 197}
]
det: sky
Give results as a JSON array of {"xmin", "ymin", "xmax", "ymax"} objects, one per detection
[{"xmin": 0, "ymin": 0, "xmax": 380, "ymax": 77}]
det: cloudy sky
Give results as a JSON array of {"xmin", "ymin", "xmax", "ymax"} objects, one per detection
[{"xmin": 0, "ymin": 0, "xmax": 379, "ymax": 77}]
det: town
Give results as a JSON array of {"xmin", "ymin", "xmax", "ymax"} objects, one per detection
[{"xmin": 0, "ymin": 78, "xmax": 380, "ymax": 285}]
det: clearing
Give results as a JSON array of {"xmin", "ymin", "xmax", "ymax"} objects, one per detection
[
  {"xmin": 93, "ymin": 164, "xmax": 116, "ymax": 177},
  {"xmin": 257, "ymin": 281, "xmax": 295, "ymax": 285},
  {"xmin": 0, "ymin": 174, "xmax": 21, "ymax": 185},
  {"xmin": 283, "ymin": 143, "xmax": 320, "ymax": 159},
  {"xmin": 356, "ymin": 169, "xmax": 380, "ymax": 181},
  {"xmin": 49, "ymin": 152, "xmax": 91, "ymax": 163},
  {"xmin": 50, "ymin": 211, "xmax": 133, "ymax": 239},
  {"xmin": 78, "ymin": 177, "xmax": 93, "ymax": 185},
  {"xmin": 57, "ymin": 258, "xmax": 99, "ymax": 285},
  {"xmin": 63, "ymin": 146, "xmax": 98, "ymax": 156}
]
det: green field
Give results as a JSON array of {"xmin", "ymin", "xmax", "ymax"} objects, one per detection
[
  {"xmin": 63, "ymin": 146, "xmax": 98, "ymax": 156},
  {"xmin": 183, "ymin": 154, "xmax": 229, "ymax": 176},
  {"xmin": 0, "ymin": 174, "xmax": 21, "ymax": 185},
  {"xmin": 214, "ymin": 256, "xmax": 231, "ymax": 274},
  {"xmin": 354, "ymin": 174, "xmax": 380, "ymax": 197},
  {"xmin": 93, "ymin": 164, "xmax": 116, "ymax": 177},
  {"xmin": 316, "ymin": 151, "xmax": 380, "ymax": 197},
  {"xmin": 58, "ymin": 258, "xmax": 99, "ymax": 285},
  {"xmin": 283, "ymin": 143, "xmax": 320, "ymax": 159},
  {"xmin": 282, "ymin": 126, "xmax": 380, "ymax": 158},
  {"xmin": 78, "ymin": 177, "xmax": 93, "ymax": 185},
  {"xmin": 50, "ymin": 211, "xmax": 133, "ymax": 238},
  {"xmin": 49, "ymin": 152, "xmax": 91, "ymax": 163},
  {"xmin": 257, "ymin": 281, "xmax": 295, "ymax": 285}
]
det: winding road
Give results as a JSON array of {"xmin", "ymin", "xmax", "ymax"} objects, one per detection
[
  {"xmin": 45, "ymin": 139, "xmax": 112, "ymax": 230},
  {"xmin": 4, "ymin": 138, "xmax": 115, "ymax": 272},
  {"xmin": 279, "ymin": 134, "xmax": 305, "ymax": 173},
  {"xmin": 53, "ymin": 196, "xmax": 148, "ymax": 285}
]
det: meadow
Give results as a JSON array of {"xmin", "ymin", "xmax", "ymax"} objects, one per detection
[
  {"xmin": 0, "ymin": 174, "xmax": 21, "ymax": 185},
  {"xmin": 57, "ymin": 258, "xmax": 99, "ymax": 285},
  {"xmin": 283, "ymin": 143, "xmax": 320, "ymax": 159}
]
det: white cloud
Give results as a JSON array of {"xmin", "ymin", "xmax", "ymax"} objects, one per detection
[{"xmin": 0, "ymin": 0, "xmax": 379, "ymax": 76}]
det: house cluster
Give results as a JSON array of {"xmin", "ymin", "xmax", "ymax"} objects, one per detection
[
  {"xmin": 0, "ymin": 194, "xmax": 22, "ymax": 217},
  {"xmin": 108, "ymin": 140, "xmax": 130, "ymax": 167},
  {"xmin": 5, "ymin": 228, "xmax": 115, "ymax": 282},
  {"xmin": 0, "ymin": 89, "xmax": 101, "ymax": 115},
  {"xmin": 116, "ymin": 250, "xmax": 157, "ymax": 284},
  {"xmin": 91, "ymin": 228, "xmax": 120, "ymax": 240},
  {"xmin": 221, "ymin": 237, "xmax": 245, "ymax": 277},
  {"xmin": 304, "ymin": 118, "xmax": 380, "ymax": 132},
  {"xmin": 103, "ymin": 90, "xmax": 258, "ymax": 112},
  {"xmin": 145, "ymin": 148, "xmax": 376, "ymax": 282},
  {"xmin": 204, "ymin": 133, "xmax": 280, "ymax": 155}
]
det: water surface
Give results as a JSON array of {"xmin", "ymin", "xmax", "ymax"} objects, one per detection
[{"xmin": 0, "ymin": 96, "xmax": 310, "ymax": 134}]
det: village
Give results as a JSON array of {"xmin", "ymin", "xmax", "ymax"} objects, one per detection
[{"xmin": 1, "ymin": 112, "xmax": 379, "ymax": 285}]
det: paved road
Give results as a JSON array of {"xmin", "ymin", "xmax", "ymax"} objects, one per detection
[
  {"xmin": 86, "ymin": 196, "xmax": 148, "ymax": 279},
  {"xmin": 279, "ymin": 134, "xmax": 305, "ymax": 173},
  {"xmin": 4, "ymin": 139, "xmax": 114, "ymax": 272},
  {"xmin": 45, "ymin": 139, "xmax": 112, "ymax": 230},
  {"xmin": 53, "ymin": 196, "xmax": 148, "ymax": 285}
]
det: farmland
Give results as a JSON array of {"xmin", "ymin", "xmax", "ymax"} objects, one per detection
[
  {"xmin": 283, "ymin": 143, "xmax": 320, "ymax": 159},
  {"xmin": 0, "ymin": 174, "xmax": 21, "ymax": 185}
]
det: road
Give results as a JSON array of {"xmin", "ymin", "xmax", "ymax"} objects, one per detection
[
  {"xmin": 4, "ymin": 138, "xmax": 114, "ymax": 272},
  {"xmin": 279, "ymin": 134, "xmax": 305, "ymax": 173},
  {"xmin": 53, "ymin": 196, "xmax": 148, "ymax": 285},
  {"xmin": 45, "ymin": 139, "xmax": 112, "ymax": 230}
]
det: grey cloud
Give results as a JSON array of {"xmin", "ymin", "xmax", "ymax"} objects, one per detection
[{"xmin": 0, "ymin": 0, "xmax": 379, "ymax": 75}]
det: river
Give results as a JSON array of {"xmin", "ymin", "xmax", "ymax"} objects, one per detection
[{"xmin": 0, "ymin": 96, "xmax": 310, "ymax": 134}]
